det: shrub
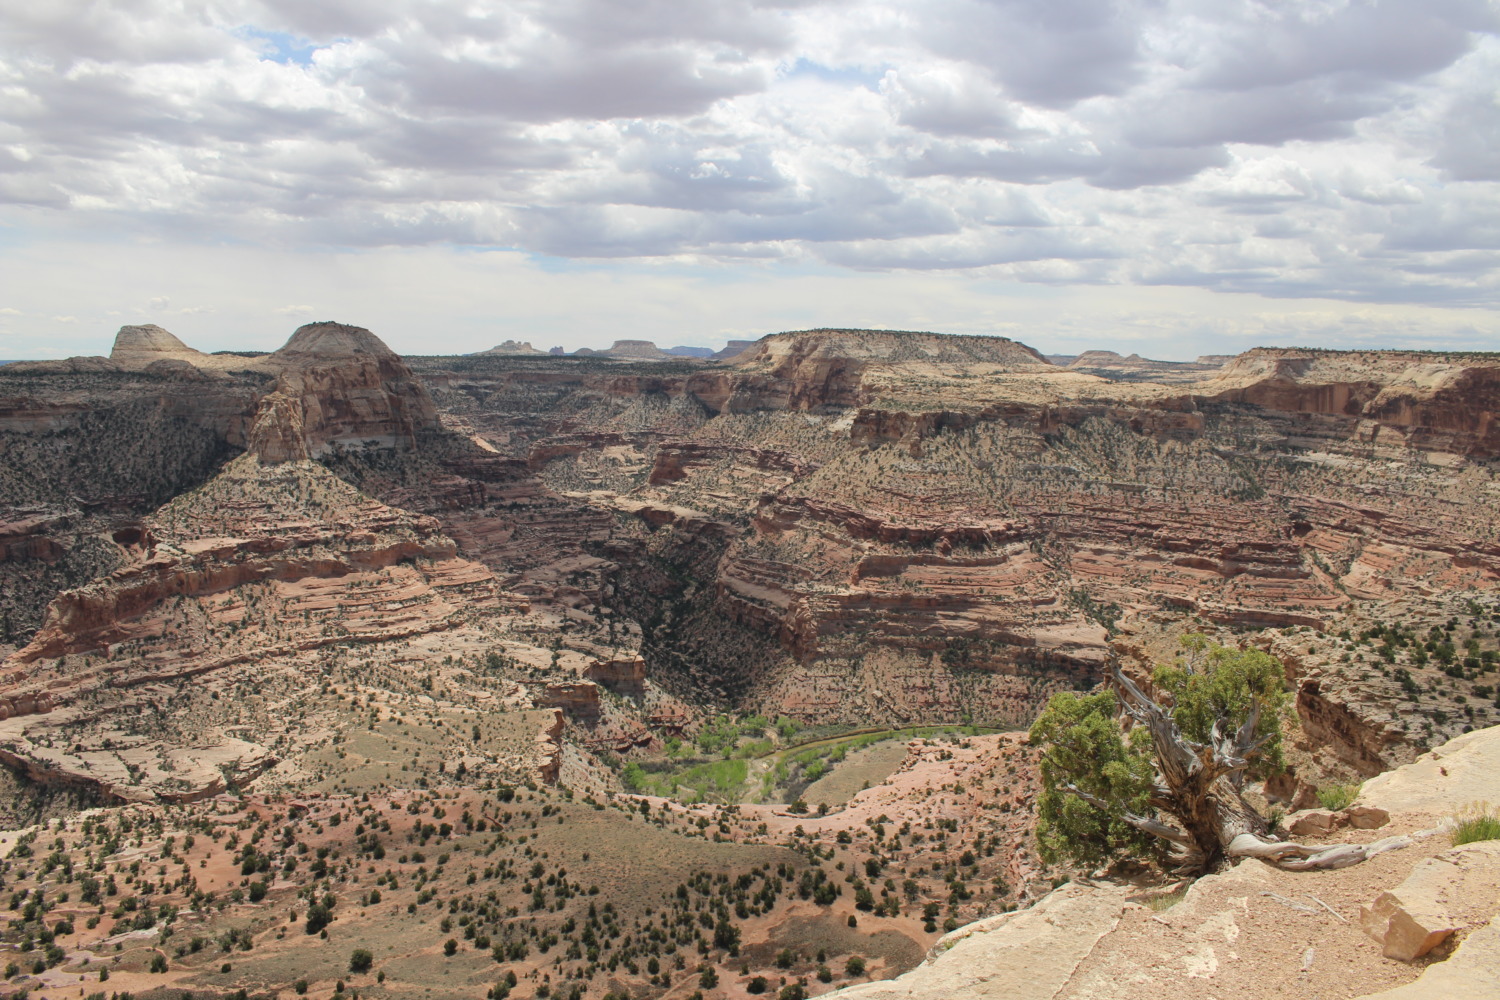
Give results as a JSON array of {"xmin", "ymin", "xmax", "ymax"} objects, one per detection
[
  {"xmin": 350, "ymin": 949, "xmax": 374, "ymax": 974},
  {"xmin": 1453, "ymin": 811, "xmax": 1500, "ymax": 846},
  {"xmin": 845, "ymin": 955, "xmax": 866, "ymax": 976},
  {"xmin": 1316, "ymin": 784, "xmax": 1361, "ymax": 811},
  {"xmin": 304, "ymin": 902, "xmax": 333, "ymax": 935}
]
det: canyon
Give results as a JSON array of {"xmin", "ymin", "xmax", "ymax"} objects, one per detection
[{"xmin": 0, "ymin": 322, "xmax": 1498, "ymax": 998}]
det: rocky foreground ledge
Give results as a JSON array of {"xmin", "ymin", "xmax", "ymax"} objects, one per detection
[{"xmin": 839, "ymin": 724, "xmax": 1500, "ymax": 1000}]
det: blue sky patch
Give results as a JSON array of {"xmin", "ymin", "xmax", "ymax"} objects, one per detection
[
  {"xmin": 235, "ymin": 27, "xmax": 323, "ymax": 66},
  {"xmin": 782, "ymin": 58, "xmax": 885, "ymax": 90}
]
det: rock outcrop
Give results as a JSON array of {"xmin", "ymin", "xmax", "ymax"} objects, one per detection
[
  {"xmin": 712, "ymin": 339, "xmax": 757, "ymax": 360},
  {"xmin": 838, "ymin": 725, "xmax": 1500, "ymax": 1000},
  {"xmin": 251, "ymin": 322, "xmax": 441, "ymax": 461},
  {"xmin": 575, "ymin": 340, "xmax": 673, "ymax": 360},
  {"xmin": 110, "ymin": 324, "xmax": 215, "ymax": 369},
  {"xmin": 1201, "ymin": 348, "xmax": 1500, "ymax": 459},
  {"xmin": 838, "ymin": 884, "xmax": 1132, "ymax": 1000},
  {"xmin": 475, "ymin": 340, "xmax": 545, "ymax": 356}
]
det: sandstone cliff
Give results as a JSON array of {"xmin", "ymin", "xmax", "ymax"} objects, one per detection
[
  {"xmin": 1201, "ymin": 348, "xmax": 1500, "ymax": 459},
  {"xmin": 251, "ymin": 322, "xmax": 442, "ymax": 461}
]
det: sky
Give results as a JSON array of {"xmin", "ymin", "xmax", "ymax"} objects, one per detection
[{"xmin": 1, "ymin": 0, "xmax": 1498, "ymax": 360}]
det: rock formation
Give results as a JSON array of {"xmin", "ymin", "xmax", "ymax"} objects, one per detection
[
  {"xmin": 254, "ymin": 321, "xmax": 441, "ymax": 459},
  {"xmin": 109, "ymin": 324, "xmax": 215, "ymax": 369},
  {"xmin": 712, "ymin": 339, "xmax": 757, "ymax": 360},
  {"xmin": 474, "ymin": 340, "xmax": 545, "ymax": 356},
  {"xmin": 5, "ymin": 325, "xmax": 1500, "ymax": 786}
]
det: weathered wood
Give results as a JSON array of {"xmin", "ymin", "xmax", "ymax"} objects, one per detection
[{"xmin": 1069, "ymin": 657, "xmax": 1420, "ymax": 873}]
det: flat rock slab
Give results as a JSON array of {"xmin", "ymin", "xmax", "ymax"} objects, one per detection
[
  {"xmin": 835, "ymin": 884, "xmax": 1131, "ymax": 1000},
  {"xmin": 1357, "ymin": 727, "xmax": 1500, "ymax": 818}
]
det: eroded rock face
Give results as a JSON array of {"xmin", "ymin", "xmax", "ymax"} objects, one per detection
[
  {"xmin": 255, "ymin": 322, "xmax": 441, "ymax": 460},
  {"xmin": 0, "ymin": 456, "xmax": 519, "ymax": 802},
  {"xmin": 1203, "ymin": 348, "xmax": 1500, "ymax": 459},
  {"xmin": 538, "ymin": 681, "xmax": 603, "ymax": 720},
  {"xmin": 5, "ymin": 327, "xmax": 1500, "ymax": 802},
  {"xmin": 396, "ymin": 332, "xmax": 1500, "ymax": 731},
  {"xmin": 586, "ymin": 654, "xmax": 646, "ymax": 694}
]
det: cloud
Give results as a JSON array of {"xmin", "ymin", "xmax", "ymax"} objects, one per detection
[{"xmin": 0, "ymin": 0, "xmax": 1495, "ymax": 320}]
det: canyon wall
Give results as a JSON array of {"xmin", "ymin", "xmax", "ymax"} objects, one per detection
[{"xmin": 3, "ymin": 327, "xmax": 1498, "ymax": 804}]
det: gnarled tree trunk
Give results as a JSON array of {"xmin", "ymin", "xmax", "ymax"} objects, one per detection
[{"xmin": 1103, "ymin": 659, "xmax": 1432, "ymax": 872}]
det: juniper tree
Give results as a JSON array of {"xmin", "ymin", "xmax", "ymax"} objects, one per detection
[{"xmin": 1032, "ymin": 636, "xmax": 1430, "ymax": 873}]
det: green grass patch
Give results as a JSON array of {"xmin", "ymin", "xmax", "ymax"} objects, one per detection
[
  {"xmin": 1316, "ymin": 783, "xmax": 1360, "ymax": 811},
  {"xmin": 630, "ymin": 723, "xmax": 1006, "ymax": 806},
  {"xmin": 1453, "ymin": 812, "xmax": 1500, "ymax": 846},
  {"xmin": 1144, "ymin": 886, "xmax": 1190, "ymax": 912}
]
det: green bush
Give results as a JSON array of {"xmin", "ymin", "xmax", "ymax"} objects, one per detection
[
  {"xmin": 304, "ymin": 902, "xmax": 333, "ymax": 935},
  {"xmin": 349, "ymin": 949, "xmax": 374, "ymax": 974}
]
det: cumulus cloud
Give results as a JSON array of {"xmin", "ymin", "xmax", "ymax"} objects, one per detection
[{"xmin": 0, "ymin": 0, "xmax": 1496, "ymax": 318}]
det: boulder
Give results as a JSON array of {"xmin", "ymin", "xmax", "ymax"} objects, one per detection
[
  {"xmin": 1348, "ymin": 805, "xmax": 1391, "ymax": 830},
  {"xmin": 1358, "ymin": 840, "xmax": 1500, "ymax": 960},
  {"xmin": 1355, "ymin": 914, "xmax": 1500, "ymax": 999},
  {"xmin": 1360, "ymin": 891, "xmax": 1458, "ymax": 961},
  {"xmin": 1289, "ymin": 809, "xmax": 1342, "ymax": 837}
]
